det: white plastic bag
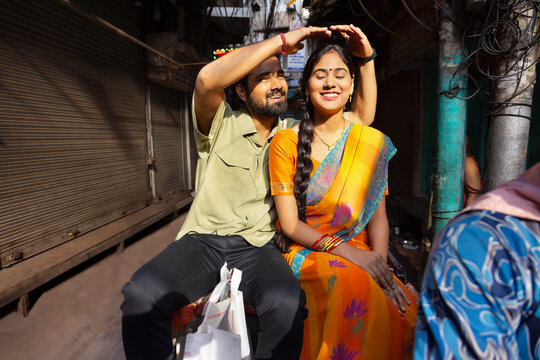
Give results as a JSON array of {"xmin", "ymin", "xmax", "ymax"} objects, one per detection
[{"xmin": 183, "ymin": 263, "xmax": 251, "ymax": 360}]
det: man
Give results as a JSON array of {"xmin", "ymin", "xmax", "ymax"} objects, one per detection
[
  {"xmin": 121, "ymin": 25, "xmax": 376, "ymax": 360},
  {"xmin": 415, "ymin": 162, "xmax": 540, "ymax": 360}
]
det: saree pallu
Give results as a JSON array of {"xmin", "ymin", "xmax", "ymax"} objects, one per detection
[{"xmin": 269, "ymin": 123, "xmax": 417, "ymax": 360}]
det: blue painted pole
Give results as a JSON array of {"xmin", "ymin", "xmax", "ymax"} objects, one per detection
[{"xmin": 431, "ymin": 1, "xmax": 467, "ymax": 235}]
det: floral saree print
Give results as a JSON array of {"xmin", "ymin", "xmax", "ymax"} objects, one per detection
[{"xmin": 269, "ymin": 123, "xmax": 417, "ymax": 360}]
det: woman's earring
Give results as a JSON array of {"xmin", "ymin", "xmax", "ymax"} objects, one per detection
[
  {"xmin": 306, "ymin": 94, "xmax": 309, "ymax": 103},
  {"xmin": 349, "ymin": 94, "xmax": 353, "ymax": 103}
]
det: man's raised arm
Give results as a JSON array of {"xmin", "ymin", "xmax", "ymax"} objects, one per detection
[{"xmin": 194, "ymin": 27, "xmax": 331, "ymax": 136}]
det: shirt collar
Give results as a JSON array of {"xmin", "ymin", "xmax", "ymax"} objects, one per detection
[
  {"xmin": 235, "ymin": 106, "xmax": 284, "ymax": 145},
  {"xmin": 235, "ymin": 106, "xmax": 258, "ymax": 137}
]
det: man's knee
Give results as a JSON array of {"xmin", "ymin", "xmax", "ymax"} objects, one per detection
[
  {"xmin": 121, "ymin": 265, "xmax": 177, "ymax": 317},
  {"xmin": 257, "ymin": 278, "xmax": 306, "ymax": 321},
  {"xmin": 121, "ymin": 277, "xmax": 160, "ymax": 316}
]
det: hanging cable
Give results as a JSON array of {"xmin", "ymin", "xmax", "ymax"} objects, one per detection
[
  {"xmin": 443, "ymin": 0, "xmax": 540, "ymax": 101},
  {"xmin": 356, "ymin": 0, "xmax": 399, "ymax": 36},
  {"xmin": 398, "ymin": 0, "xmax": 435, "ymax": 32},
  {"xmin": 434, "ymin": 0, "xmax": 462, "ymax": 26},
  {"xmin": 56, "ymin": 0, "xmax": 207, "ymax": 69}
]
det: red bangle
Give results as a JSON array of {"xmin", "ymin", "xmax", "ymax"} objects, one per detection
[
  {"xmin": 279, "ymin": 33, "xmax": 286, "ymax": 54},
  {"xmin": 311, "ymin": 234, "xmax": 328, "ymax": 251}
]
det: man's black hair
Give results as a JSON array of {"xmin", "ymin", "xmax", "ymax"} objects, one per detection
[{"xmin": 226, "ymin": 75, "xmax": 248, "ymax": 111}]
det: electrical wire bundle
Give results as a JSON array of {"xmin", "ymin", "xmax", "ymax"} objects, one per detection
[
  {"xmin": 443, "ymin": 0, "xmax": 540, "ymax": 180},
  {"xmin": 448, "ymin": 0, "xmax": 540, "ymax": 103}
]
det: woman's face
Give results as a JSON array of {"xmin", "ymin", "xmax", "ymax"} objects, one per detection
[{"xmin": 306, "ymin": 51, "xmax": 353, "ymax": 116}]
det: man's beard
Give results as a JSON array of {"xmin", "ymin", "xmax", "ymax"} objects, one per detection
[{"xmin": 246, "ymin": 90, "xmax": 287, "ymax": 118}]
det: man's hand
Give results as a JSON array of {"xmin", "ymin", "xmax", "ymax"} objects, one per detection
[
  {"xmin": 282, "ymin": 26, "xmax": 331, "ymax": 55},
  {"xmin": 330, "ymin": 24, "xmax": 373, "ymax": 59}
]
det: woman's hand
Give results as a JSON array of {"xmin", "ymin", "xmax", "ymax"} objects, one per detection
[
  {"xmin": 329, "ymin": 24, "xmax": 373, "ymax": 59},
  {"xmin": 382, "ymin": 279, "xmax": 411, "ymax": 313},
  {"xmin": 333, "ymin": 244, "xmax": 394, "ymax": 290},
  {"xmin": 283, "ymin": 26, "xmax": 331, "ymax": 54}
]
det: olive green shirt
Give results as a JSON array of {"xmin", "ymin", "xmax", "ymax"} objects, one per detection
[{"xmin": 176, "ymin": 97, "xmax": 296, "ymax": 246}]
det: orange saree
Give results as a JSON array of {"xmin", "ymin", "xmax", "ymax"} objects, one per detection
[{"xmin": 269, "ymin": 123, "xmax": 417, "ymax": 360}]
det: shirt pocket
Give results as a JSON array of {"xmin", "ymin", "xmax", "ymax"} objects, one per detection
[{"xmin": 214, "ymin": 148, "xmax": 253, "ymax": 191}]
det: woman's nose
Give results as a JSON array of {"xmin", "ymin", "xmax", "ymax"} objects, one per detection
[{"xmin": 324, "ymin": 75, "xmax": 336, "ymax": 88}]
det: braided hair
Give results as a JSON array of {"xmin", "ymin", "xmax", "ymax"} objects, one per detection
[{"xmin": 275, "ymin": 43, "xmax": 356, "ymax": 253}]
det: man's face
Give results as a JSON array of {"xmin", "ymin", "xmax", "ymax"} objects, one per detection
[{"xmin": 241, "ymin": 57, "xmax": 288, "ymax": 118}]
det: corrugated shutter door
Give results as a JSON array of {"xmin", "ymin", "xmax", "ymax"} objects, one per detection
[
  {"xmin": 375, "ymin": 71, "xmax": 421, "ymax": 196},
  {"xmin": 0, "ymin": 0, "xmax": 148, "ymax": 268},
  {"xmin": 183, "ymin": 93, "xmax": 198, "ymax": 190},
  {"xmin": 151, "ymin": 84, "xmax": 184, "ymax": 199}
]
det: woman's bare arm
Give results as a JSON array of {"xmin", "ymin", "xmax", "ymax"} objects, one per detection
[
  {"xmin": 274, "ymin": 195, "xmax": 393, "ymax": 290},
  {"xmin": 330, "ymin": 24, "xmax": 376, "ymax": 126}
]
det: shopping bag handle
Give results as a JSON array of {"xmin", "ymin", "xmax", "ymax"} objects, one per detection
[
  {"xmin": 205, "ymin": 263, "xmax": 243, "ymax": 307},
  {"xmin": 230, "ymin": 268, "xmax": 242, "ymax": 292}
]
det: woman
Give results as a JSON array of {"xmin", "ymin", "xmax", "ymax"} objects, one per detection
[
  {"xmin": 268, "ymin": 25, "xmax": 417, "ymax": 359},
  {"xmin": 464, "ymin": 136, "xmax": 482, "ymax": 206}
]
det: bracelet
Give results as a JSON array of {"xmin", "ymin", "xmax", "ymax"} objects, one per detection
[
  {"xmin": 312, "ymin": 234, "xmax": 344, "ymax": 253},
  {"xmin": 311, "ymin": 234, "xmax": 328, "ymax": 251},
  {"xmin": 326, "ymin": 239, "xmax": 344, "ymax": 253},
  {"xmin": 355, "ymin": 48, "xmax": 377, "ymax": 65},
  {"xmin": 279, "ymin": 33, "xmax": 286, "ymax": 55},
  {"xmin": 313, "ymin": 235, "xmax": 330, "ymax": 252}
]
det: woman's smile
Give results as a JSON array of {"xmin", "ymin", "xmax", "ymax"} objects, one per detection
[{"xmin": 320, "ymin": 91, "xmax": 341, "ymax": 101}]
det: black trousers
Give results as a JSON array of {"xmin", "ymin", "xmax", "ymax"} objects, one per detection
[{"xmin": 121, "ymin": 233, "xmax": 306, "ymax": 360}]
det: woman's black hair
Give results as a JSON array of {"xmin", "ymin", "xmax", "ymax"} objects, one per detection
[{"xmin": 275, "ymin": 43, "xmax": 356, "ymax": 253}]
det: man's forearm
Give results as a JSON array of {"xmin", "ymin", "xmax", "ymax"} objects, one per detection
[
  {"xmin": 194, "ymin": 26, "xmax": 331, "ymax": 135},
  {"xmin": 196, "ymin": 35, "xmax": 283, "ymax": 94}
]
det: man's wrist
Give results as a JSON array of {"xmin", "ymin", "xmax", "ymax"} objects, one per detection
[{"xmin": 279, "ymin": 33, "xmax": 286, "ymax": 54}]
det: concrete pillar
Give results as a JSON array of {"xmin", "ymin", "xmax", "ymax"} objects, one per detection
[
  {"xmin": 485, "ymin": 3, "xmax": 539, "ymax": 190},
  {"xmin": 431, "ymin": 0, "xmax": 467, "ymax": 235}
]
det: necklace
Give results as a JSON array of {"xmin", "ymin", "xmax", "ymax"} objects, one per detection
[{"xmin": 314, "ymin": 121, "xmax": 346, "ymax": 151}]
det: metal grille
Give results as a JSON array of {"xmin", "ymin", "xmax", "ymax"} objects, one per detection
[
  {"xmin": 0, "ymin": 0, "xmax": 148, "ymax": 267},
  {"xmin": 150, "ymin": 83, "xmax": 185, "ymax": 199}
]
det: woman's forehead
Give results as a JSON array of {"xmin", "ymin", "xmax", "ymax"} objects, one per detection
[{"xmin": 313, "ymin": 52, "xmax": 348, "ymax": 70}]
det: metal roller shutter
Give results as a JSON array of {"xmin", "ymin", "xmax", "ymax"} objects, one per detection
[
  {"xmin": 0, "ymin": 0, "xmax": 148, "ymax": 268},
  {"xmin": 150, "ymin": 83, "xmax": 185, "ymax": 200},
  {"xmin": 181, "ymin": 92, "xmax": 197, "ymax": 191}
]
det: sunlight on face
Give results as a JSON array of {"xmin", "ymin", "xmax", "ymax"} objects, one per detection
[
  {"xmin": 245, "ymin": 57, "xmax": 288, "ymax": 118},
  {"xmin": 307, "ymin": 52, "xmax": 353, "ymax": 116}
]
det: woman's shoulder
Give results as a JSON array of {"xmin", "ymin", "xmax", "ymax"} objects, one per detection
[
  {"xmin": 271, "ymin": 128, "xmax": 298, "ymax": 154},
  {"xmin": 274, "ymin": 127, "xmax": 299, "ymax": 144}
]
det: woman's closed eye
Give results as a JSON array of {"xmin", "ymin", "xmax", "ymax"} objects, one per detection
[
  {"xmin": 312, "ymin": 69, "xmax": 348, "ymax": 81},
  {"xmin": 334, "ymin": 69, "xmax": 348, "ymax": 79}
]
